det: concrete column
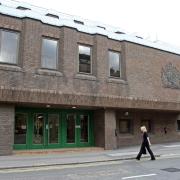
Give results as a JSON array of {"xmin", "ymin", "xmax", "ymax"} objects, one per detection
[
  {"xmin": 0, "ymin": 105, "xmax": 15, "ymax": 155},
  {"xmin": 104, "ymin": 109, "xmax": 117, "ymax": 150}
]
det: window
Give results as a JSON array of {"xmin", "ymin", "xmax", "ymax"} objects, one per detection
[
  {"xmin": 74, "ymin": 20, "xmax": 84, "ymax": 25},
  {"xmin": 80, "ymin": 115, "xmax": 89, "ymax": 143},
  {"xmin": 16, "ymin": 6, "xmax": 31, "ymax": 10},
  {"xmin": 119, "ymin": 119, "xmax": 132, "ymax": 133},
  {"xmin": 109, "ymin": 51, "xmax": 121, "ymax": 78},
  {"xmin": 141, "ymin": 119, "xmax": 152, "ymax": 133},
  {"xmin": 14, "ymin": 113, "xmax": 27, "ymax": 144},
  {"xmin": 78, "ymin": 45, "xmax": 91, "ymax": 74},
  {"xmin": 115, "ymin": 31, "xmax": 125, "ymax": 34},
  {"xmin": 0, "ymin": 30, "xmax": 19, "ymax": 64},
  {"xmin": 41, "ymin": 38, "xmax": 58, "ymax": 69},
  {"xmin": 136, "ymin": 36, "xmax": 143, "ymax": 39},
  {"xmin": 177, "ymin": 120, "xmax": 180, "ymax": 131},
  {"xmin": 97, "ymin": 26, "xmax": 106, "ymax": 30},
  {"xmin": 45, "ymin": 13, "xmax": 59, "ymax": 19}
]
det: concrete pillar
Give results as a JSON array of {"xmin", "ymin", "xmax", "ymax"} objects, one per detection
[
  {"xmin": 0, "ymin": 105, "xmax": 15, "ymax": 155},
  {"xmin": 104, "ymin": 109, "xmax": 117, "ymax": 150}
]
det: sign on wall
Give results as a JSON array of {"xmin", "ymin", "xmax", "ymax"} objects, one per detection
[{"xmin": 161, "ymin": 63, "xmax": 180, "ymax": 89}]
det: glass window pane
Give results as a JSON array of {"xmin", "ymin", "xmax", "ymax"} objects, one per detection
[
  {"xmin": 177, "ymin": 120, "xmax": 180, "ymax": 131},
  {"xmin": 48, "ymin": 114, "xmax": 59, "ymax": 144},
  {"xmin": 109, "ymin": 51, "xmax": 121, "ymax": 77},
  {"xmin": 79, "ymin": 45, "xmax": 91, "ymax": 73},
  {"xmin": 41, "ymin": 38, "xmax": 58, "ymax": 69},
  {"xmin": 141, "ymin": 119, "xmax": 151, "ymax": 132},
  {"xmin": 67, "ymin": 114, "xmax": 75, "ymax": 143},
  {"xmin": 33, "ymin": 114, "xmax": 44, "ymax": 144},
  {"xmin": 80, "ymin": 115, "xmax": 88, "ymax": 143},
  {"xmin": 119, "ymin": 119, "xmax": 131, "ymax": 133},
  {"xmin": 14, "ymin": 113, "xmax": 27, "ymax": 144},
  {"xmin": 0, "ymin": 30, "xmax": 19, "ymax": 64}
]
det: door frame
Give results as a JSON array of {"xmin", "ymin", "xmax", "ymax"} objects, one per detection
[
  {"xmin": 63, "ymin": 111, "xmax": 93, "ymax": 147},
  {"xmin": 14, "ymin": 107, "xmax": 94, "ymax": 150}
]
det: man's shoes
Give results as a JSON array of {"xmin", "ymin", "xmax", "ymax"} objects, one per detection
[
  {"xmin": 151, "ymin": 158, "xmax": 156, "ymax": 160},
  {"xmin": 136, "ymin": 157, "xmax": 140, "ymax": 160}
]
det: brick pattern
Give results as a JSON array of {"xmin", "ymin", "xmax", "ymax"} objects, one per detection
[
  {"xmin": 0, "ymin": 105, "xmax": 14, "ymax": 155},
  {"xmin": 104, "ymin": 109, "xmax": 117, "ymax": 150},
  {"xmin": 0, "ymin": 14, "xmax": 180, "ymax": 153},
  {"xmin": 125, "ymin": 43, "xmax": 180, "ymax": 102},
  {"xmin": 0, "ymin": 15, "xmax": 22, "ymax": 31},
  {"xmin": 0, "ymin": 15, "xmax": 179, "ymax": 106},
  {"xmin": 116, "ymin": 111, "xmax": 180, "ymax": 147},
  {"xmin": 94, "ymin": 110, "xmax": 105, "ymax": 148}
]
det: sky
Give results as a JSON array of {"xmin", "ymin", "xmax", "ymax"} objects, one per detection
[{"xmin": 16, "ymin": 0, "xmax": 180, "ymax": 48}]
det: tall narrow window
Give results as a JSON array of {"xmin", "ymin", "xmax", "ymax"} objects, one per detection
[
  {"xmin": 109, "ymin": 51, "xmax": 121, "ymax": 78},
  {"xmin": 177, "ymin": 120, "xmax": 180, "ymax": 131},
  {"xmin": 0, "ymin": 30, "xmax": 19, "ymax": 64},
  {"xmin": 14, "ymin": 113, "xmax": 27, "ymax": 144},
  {"xmin": 78, "ymin": 45, "xmax": 91, "ymax": 74},
  {"xmin": 41, "ymin": 38, "xmax": 58, "ymax": 69},
  {"xmin": 66, "ymin": 114, "xmax": 75, "ymax": 143},
  {"xmin": 80, "ymin": 115, "xmax": 89, "ymax": 143}
]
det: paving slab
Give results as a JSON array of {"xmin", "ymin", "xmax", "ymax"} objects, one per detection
[{"xmin": 1, "ymin": 142, "xmax": 180, "ymax": 169}]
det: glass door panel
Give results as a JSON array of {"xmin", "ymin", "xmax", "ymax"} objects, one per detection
[
  {"xmin": 14, "ymin": 113, "xmax": 27, "ymax": 144},
  {"xmin": 80, "ymin": 115, "xmax": 89, "ymax": 143},
  {"xmin": 33, "ymin": 113, "xmax": 44, "ymax": 144},
  {"xmin": 66, "ymin": 114, "xmax": 75, "ymax": 143},
  {"xmin": 48, "ymin": 114, "xmax": 59, "ymax": 144}
]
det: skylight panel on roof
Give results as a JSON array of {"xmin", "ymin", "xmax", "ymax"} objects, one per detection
[
  {"xmin": 45, "ymin": 13, "xmax": 59, "ymax": 19},
  {"xmin": 16, "ymin": 6, "xmax": 31, "ymax": 10},
  {"xmin": 115, "ymin": 31, "xmax": 125, "ymax": 34},
  {"xmin": 74, "ymin": 20, "xmax": 84, "ymax": 25},
  {"xmin": 0, "ymin": 0, "xmax": 179, "ymax": 55},
  {"xmin": 97, "ymin": 26, "xmax": 106, "ymax": 30},
  {"xmin": 136, "ymin": 36, "xmax": 143, "ymax": 39}
]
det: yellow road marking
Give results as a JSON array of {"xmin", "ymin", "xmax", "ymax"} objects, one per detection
[{"xmin": 0, "ymin": 161, "xmax": 122, "ymax": 174}]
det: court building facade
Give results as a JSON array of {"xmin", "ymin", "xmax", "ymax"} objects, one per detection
[{"xmin": 0, "ymin": 0, "xmax": 180, "ymax": 155}]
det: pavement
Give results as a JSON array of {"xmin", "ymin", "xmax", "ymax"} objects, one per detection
[{"xmin": 1, "ymin": 142, "xmax": 180, "ymax": 170}]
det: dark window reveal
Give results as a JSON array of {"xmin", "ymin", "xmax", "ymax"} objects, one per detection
[
  {"xmin": 45, "ymin": 13, "xmax": 59, "ymax": 19},
  {"xmin": 177, "ymin": 120, "xmax": 180, "ymax": 131},
  {"xmin": 14, "ymin": 113, "xmax": 27, "ymax": 144},
  {"xmin": 74, "ymin": 20, "xmax": 84, "ymax": 25},
  {"xmin": 141, "ymin": 119, "xmax": 152, "ymax": 133},
  {"xmin": 109, "ymin": 51, "xmax": 121, "ymax": 78},
  {"xmin": 119, "ymin": 119, "xmax": 132, "ymax": 133},
  {"xmin": 115, "ymin": 31, "xmax": 125, "ymax": 34},
  {"xmin": 78, "ymin": 45, "xmax": 91, "ymax": 74},
  {"xmin": 16, "ymin": 6, "xmax": 31, "ymax": 10},
  {"xmin": 97, "ymin": 26, "xmax": 106, "ymax": 30}
]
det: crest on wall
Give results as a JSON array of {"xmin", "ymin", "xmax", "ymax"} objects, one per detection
[{"xmin": 161, "ymin": 63, "xmax": 180, "ymax": 89}]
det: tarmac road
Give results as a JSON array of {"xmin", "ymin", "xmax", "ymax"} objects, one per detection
[
  {"xmin": 1, "ymin": 142, "xmax": 180, "ymax": 179},
  {"xmin": 0, "ymin": 153, "xmax": 180, "ymax": 180}
]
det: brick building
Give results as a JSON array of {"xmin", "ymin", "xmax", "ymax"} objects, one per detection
[{"xmin": 0, "ymin": 0, "xmax": 180, "ymax": 155}]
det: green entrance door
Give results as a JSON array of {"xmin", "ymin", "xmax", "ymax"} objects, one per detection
[
  {"xmin": 65, "ymin": 113, "xmax": 90, "ymax": 147},
  {"xmin": 32, "ymin": 113, "xmax": 60, "ymax": 149},
  {"xmin": 14, "ymin": 108, "xmax": 94, "ymax": 150}
]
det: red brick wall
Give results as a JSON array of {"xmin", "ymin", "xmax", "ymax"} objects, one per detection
[
  {"xmin": 116, "ymin": 110, "xmax": 180, "ymax": 147},
  {"xmin": 0, "ymin": 15, "xmax": 179, "ymax": 107}
]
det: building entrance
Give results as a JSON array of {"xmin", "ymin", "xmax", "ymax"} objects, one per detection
[{"xmin": 14, "ymin": 108, "xmax": 94, "ymax": 150}]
